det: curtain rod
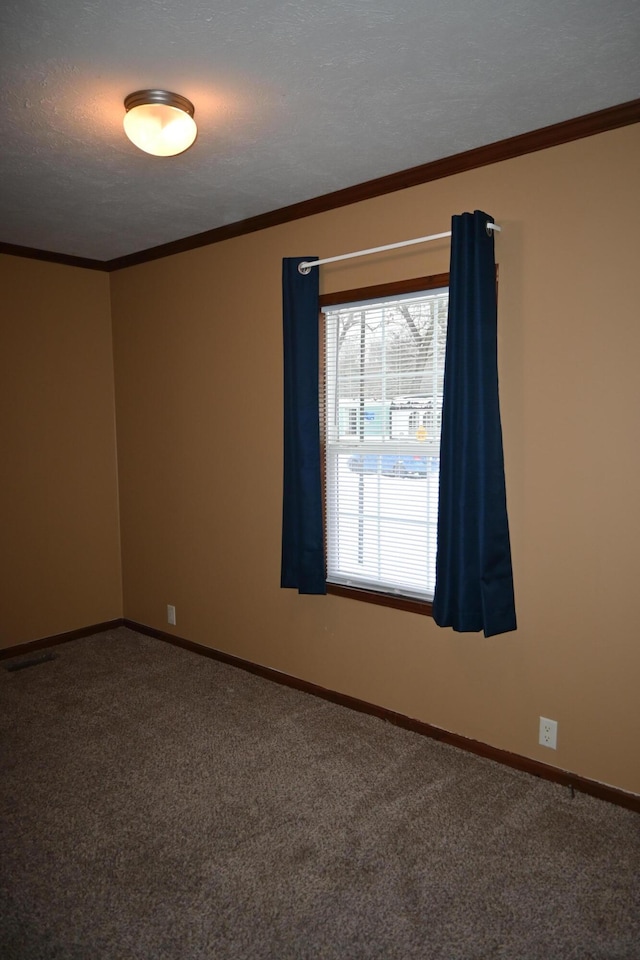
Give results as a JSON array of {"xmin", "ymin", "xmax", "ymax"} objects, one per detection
[{"xmin": 298, "ymin": 221, "xmax": 500, "ymax": 274}]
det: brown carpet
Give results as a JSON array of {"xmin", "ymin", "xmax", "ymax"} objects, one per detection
[{"xmin": 1, "ymin": 626, "xmax": 639, "ymax": 959}]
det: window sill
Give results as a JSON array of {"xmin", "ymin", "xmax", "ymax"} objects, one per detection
[{"xmin": 326, "ymin": 582, "xmax": 433, "ymax": 617}]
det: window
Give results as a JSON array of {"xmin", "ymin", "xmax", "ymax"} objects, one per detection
[{"xmin": 320, "ymin": 275, "xmax": 448, "ymax": 612}]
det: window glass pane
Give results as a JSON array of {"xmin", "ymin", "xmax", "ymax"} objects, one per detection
[{"xmin": 322, "ymin": 288, "xmax": 447, "ymax": 601}]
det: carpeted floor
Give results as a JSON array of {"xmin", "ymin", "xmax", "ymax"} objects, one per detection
[{"xmin": 1, "ymin": 626, "xmax": 639, "ymax": 959}]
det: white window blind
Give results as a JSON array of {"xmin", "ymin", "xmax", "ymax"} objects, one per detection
[{"xmin": 322, "ymin": 287, "xmax": 448, "ymax": 601}]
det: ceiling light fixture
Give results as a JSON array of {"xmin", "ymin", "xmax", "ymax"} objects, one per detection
[{"xmin": 123, "ymin": 90, "xmax": 197, "ymax": 157}]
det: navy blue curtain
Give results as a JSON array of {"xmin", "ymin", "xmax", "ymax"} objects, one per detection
[
  {"xmin": 281, "ymin": 258, "xmax": 326, "ymax": 594},
  {"xmin": 433, "ymin": 211, "xmax": 516, "ymax": 637}
]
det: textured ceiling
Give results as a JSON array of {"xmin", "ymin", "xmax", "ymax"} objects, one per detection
[{"xmin": 1, "ymin": 0, "xmax": 639, "ymax": 262}]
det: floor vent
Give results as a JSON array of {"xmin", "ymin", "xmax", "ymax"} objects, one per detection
[{"xmin": 4, "ymin": 652, "xmax": 58, "ymax": 672}]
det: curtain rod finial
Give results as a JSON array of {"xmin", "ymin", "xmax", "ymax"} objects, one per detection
[{"xmin": 298, "ymin": 262, "xmax": 313, "ymax": 275}]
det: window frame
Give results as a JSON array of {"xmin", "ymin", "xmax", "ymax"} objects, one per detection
[{"xmin": 319, "ymin": 272, "xmax": 449, "ymax": 617}]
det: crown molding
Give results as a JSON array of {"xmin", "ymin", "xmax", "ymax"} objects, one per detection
[
  {"xmin": 2, "ymin": 98, "xmax": 638, "ymax": 273},
  {"xmin": 0, "ymin": 241, "xmax": 109, "ymax": 271}
]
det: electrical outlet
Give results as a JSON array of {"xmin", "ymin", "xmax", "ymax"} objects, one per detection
[
  {"xmin": 539, "ymin": 716, "xmax": 558, "ymax": 750},
  {"xmin": 167, "ymin": 604, "xmax": 176, "ymax": 626}
]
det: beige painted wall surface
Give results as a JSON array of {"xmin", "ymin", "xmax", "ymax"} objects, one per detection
[
  {"xmin": 0, "ymin": 256, "xmax": 122, "ymax": 647},
  {"xmin": 111, "ymin": 124, "xmax": 640, "ymax": 795}
]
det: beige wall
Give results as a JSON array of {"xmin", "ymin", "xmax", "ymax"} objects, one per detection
[
  {"xmin": 0, "ymin": 257, "xmax": 122, "ymax": 646},
  {"xmin": 111, "ymin": 124, "xmax": 640, "ymax": 795}
]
